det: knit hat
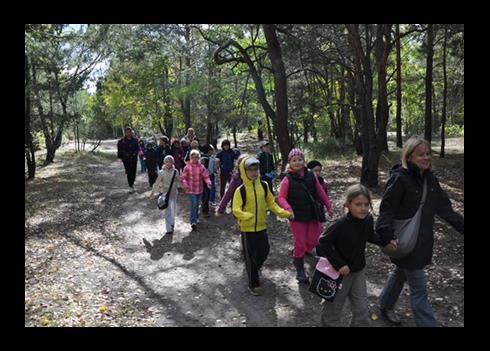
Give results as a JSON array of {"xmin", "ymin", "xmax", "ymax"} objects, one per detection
[
  {"xmin": 164, "ymin": 155, "xmax": 175, "ymax": 163},
  {"xmin": 288, "ymin": 148, "xmax": 304, "ymax": 162},
  {"xmin": 307, "ymin": 160, "xmax": 322, "ymax": 170}
]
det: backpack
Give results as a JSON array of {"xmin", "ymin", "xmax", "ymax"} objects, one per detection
[{"xmin": 236, "ymin": 180, "xmax": 269, "ymax": 210}]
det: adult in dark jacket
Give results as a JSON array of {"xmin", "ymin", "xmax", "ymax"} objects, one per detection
[
  {"xmin": 156, "ymin": 136, "xmax": 171, "ymax": 170},
  {"xmin": 376, "ymin": 136, "xmax": 464, "ymax": 327},
  {"xmin": 145, "ymin": 141, "xmax": 159, "ymax": 187},
  {"xmin": 257, "ymin": 141, "xmax": 275, "ymax": 193},
  {"xmin": 117, "ymin": 126, "xmax": 140, "ymax": 193}
]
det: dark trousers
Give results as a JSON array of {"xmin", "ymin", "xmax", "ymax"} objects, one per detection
[
  {"xmin": 220, "ymin": 171, "xmax": 232, "ymax": 199},
  {"xmin": 147, "ymin": 163, "xmax": 158, "ymax": 187},
  {"xmin": 201, "ymin": 182, "xmax": 210, "ymax": 214},
  {"xmin": 122, "ymin": 157, "xmax": 138, "ymax": 187},
  {"xmin": 241, "ymin": 230, "xmax": 270, "ymax": 289}
]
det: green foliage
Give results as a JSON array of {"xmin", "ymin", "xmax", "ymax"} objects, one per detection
[{"xmin": 445, "ymin": 124, "xmax": 464, "ymax": 137}]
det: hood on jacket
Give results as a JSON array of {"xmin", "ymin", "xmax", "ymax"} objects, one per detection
[{"xmin": 239, "ymin": 156, "xmax": 262, "ymax": 187}]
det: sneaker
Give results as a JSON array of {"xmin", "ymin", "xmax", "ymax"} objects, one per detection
[
  {"xmin": 165, "ymin": 231, "xmax": 174, "ymax": 235},
  {"xmin": 380, "ymin": 307, "xmax": 402, "ymax": 326},
  {"xmin": 128, "ymin": 186, "xmax": 135, "ymax": 193},
  {"xmin": 191, "ymin": 224, "xmax": 197, "ymax": 231},
  {"xmin": 248, "ymin": 287, "xmax": 262, "ymax": 296}
]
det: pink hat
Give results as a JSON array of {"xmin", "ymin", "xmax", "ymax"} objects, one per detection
[{"xmin": 288, "ymin": 148, "xmax": 304, "ymax": 162}]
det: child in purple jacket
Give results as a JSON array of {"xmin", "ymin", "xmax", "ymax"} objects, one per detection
[{"xmin": 216, "ymin": 154, "xmax": 248, "ymax": 216}]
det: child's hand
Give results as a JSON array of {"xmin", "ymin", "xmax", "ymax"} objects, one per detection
[
  {"xmin": 384, "ymin": 243, "xmax": 397, "ymax": 252},
  {"xmin": 389, "ymin": 239, "xmax": 399, "ymax": 250},
  {"xmin": 339, "ymin": 265, "xmax": 350, "ymax": 276},
  {"xmin": 288, "ymin": 213, "xmax": 294, "ymax": 220}
]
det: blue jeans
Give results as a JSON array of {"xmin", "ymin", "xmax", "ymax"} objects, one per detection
[
  {"xmin": 379, "ymin": 266, "xmax": 437, "ymax": 327},
  {"xmin": 139, "ymin": 158, "xmax": 146, "ymax": 172},
  {"xmin": 189, "ymin": 194, "xmax": 201, "ymax": 225},
  {"xmin": 209, "ymin": 174, "xmax": 216, "ymax": 202}
]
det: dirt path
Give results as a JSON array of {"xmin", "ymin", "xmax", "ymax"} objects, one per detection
[{"xmin": 25, "ymin": 137, "xmax": 464, "ymax": 327}]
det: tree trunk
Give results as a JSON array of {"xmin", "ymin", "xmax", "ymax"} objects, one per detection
[
  {"xmin": 25, "ymin": 54, "xmax": 36, "ymax": 180},
  {"xmin": 395, "ymin": 24, "xmax": 403, "ymax": 148},
  {"xmin": 348, "ymin": 24, "xmax": 380, "ymax": 186},
  {"xmin": 440, "ymin": 25, "xmax": 448, "ymax": 158},
  {"xmin": 262, "ymin": 24, "xmax": 293, "ymax": 170},
  {"xmin": 424, "ymin": 24, "xmax": 434, "ymax": 142},
  {"xmin": 375, "ymin": 24, "xmax": 392, "ymax": 153},
  {"xmin": 257, "ymin": 119, "xmax": 264, "ymax": 141}
]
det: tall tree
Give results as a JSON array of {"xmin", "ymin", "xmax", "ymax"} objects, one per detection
[
  {"xmin": 440, "ymin": 24, "xmax": 448, "ymax": 158},
  {"xmin": 395, "ymin": 24, "xmax": 403, "ymax": 148},
  {"xmin": 262, "ymin": 24, "xmax": 294, "ymax": 166},
  {"xmin": 25, "ymin": 53, "xmax": 36, "ymax": 180},
  {"xmin": 424, "ymin": 24, "xmax": 434, "ymax": 142}
]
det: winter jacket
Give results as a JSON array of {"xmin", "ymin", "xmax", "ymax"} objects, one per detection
[
  {"xmin": 376, "ymin": 163, "xmax": 464, "ymax": 269},
  {"xmin": 232, "ymin": 156, "xmax": 291, "ymax": 232},
  {"xmin": 317, "ymin": 213, "xmax": 388, "ymax": 272},
  {"xmin": 117, "ymin": 137, "xmax": 140, "ymax": 160},
  {"xmin": 156, "ymin": 144, "xmax": 171, "ymax": 169},
  {"xmin": 171, "ymin": 145, "xmax": 184, "ymax": 169},
  {"xmin": 181, "ymin": 160, "xmax": 211, "ymax": 195},
  {"xmin": 217, "ymin": 171, "xmax": 243, "ymax": 214},
  {"xmin": 144, "ymin": 146, "xmax": 158, "ymax": 169},
  {"xmin": 152, "ymin": 166, "xmax": 181, "ymax": 198},
  {"xmin": 257, "ymin": 151, "xmax": 274, "ymax": 176},
  {"xmin": 216, "ymin": 149, "xmax": 240, "ymax": 174},
  {"xmin": 277, "ymin": 167, "xmax": 331, "ymax": 221}
]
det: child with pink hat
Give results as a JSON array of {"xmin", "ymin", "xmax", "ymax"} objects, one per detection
[{"xmin": 277, "ymin": 148, "xmax": 332, "ymax": 284}]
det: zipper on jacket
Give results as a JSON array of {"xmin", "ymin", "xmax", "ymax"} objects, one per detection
[{"xmin": 253, "ymin": 182, "xmax": 258, "ymax": 232}]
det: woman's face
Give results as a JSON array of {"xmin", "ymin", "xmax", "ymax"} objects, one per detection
[
  {"xmin": 409, "ymin": 145, "xmax": 431, "ymax": 171},
  {"xmin": 290, "ymin": 156, "xmax": 304, "ymax": 171}
]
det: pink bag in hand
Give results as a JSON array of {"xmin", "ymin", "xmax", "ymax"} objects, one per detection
[{"xmin": 315, "ymin": 256, "xmax": 340, "ymax": 279}]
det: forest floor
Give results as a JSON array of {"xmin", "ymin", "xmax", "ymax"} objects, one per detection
[{"xmin": 25, "ymin": 135, "xmax": 464, "ymax": 327}]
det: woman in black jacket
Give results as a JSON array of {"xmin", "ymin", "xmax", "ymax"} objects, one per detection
[{"xmin": 376, "ymin": 136, "xmax": 464, "ymax": 327}]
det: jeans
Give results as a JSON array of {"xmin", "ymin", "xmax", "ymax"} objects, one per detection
[
  {"xmin": 188, "ymin": 194, "xmax": 201, "ymax": 225},
  {"xmin": 209, "ymin": 174, "xmax": 216, "ymax": 202},
  {"xmin": 164, "ymin": 197, "xmax": 177, "ymax": 233},
  {"xmin": 379, "ymin": 266, "xmax": 437, "ymax": 327},
  {"xmin": 139, "ymin": 158, "xmax": 147, "ymax": 172}
]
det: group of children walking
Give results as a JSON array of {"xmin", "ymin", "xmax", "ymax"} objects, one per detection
[{"xmin": 126, "ymin": 128, "xmax": 464, "ymax": 327}]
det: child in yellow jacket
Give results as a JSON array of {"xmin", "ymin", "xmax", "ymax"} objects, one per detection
[{"xmin": 232, "ymin": 156, "xmax": 292, "ymax": 296}]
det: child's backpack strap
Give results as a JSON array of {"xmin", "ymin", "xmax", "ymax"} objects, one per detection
[
  {"xmin": 239, "ymin": 184, "xmax": 247, "ymax": 209},
  {"xmin": 260, "ymin": 180, "xmax": 268, "ymax": 199}
]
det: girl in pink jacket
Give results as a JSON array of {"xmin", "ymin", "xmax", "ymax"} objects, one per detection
[
  {"xmin": 181, "ymin": 150, "xmax": 212, "ymax": 231},
  {"xmin": 277, "ymin": 148, "xmax": 332, "ymax": 284}
]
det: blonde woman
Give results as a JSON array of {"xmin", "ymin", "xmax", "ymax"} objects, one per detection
[{"xmin": 376, "ymin": 136, "xmax": 464, "ymax": 327}]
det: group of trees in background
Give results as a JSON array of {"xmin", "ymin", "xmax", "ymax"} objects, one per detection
[{"xmin": 25, "ymin": 24, "xmax": 464, "ymax": 186}]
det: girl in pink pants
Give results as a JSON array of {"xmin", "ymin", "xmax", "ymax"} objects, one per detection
[{"xmin": 278, "ymin": 148, "xmax": 332, "ymax": 284}]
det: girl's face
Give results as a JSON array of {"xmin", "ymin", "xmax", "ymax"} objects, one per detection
[
  {"xmin": 408, "ymin": 145, "xmax": 431, "ymax": 171},
  {"xmin": 191, "ymin": 141, "xmax": 199, "ymax": 149},
  {"xmin": 290, "ymin": 156, "xmax": 304, "ymax": 171},
  {"xmin": 223, "ymin": 144, "xmax": 230, "ymax": 151},
  {"xmin": 164, "ymin": 160, "xmax": 174, "ymax": 169},
  {"xmin": 245, "ymin": 166, "xmax": 259, "ymax": 180},
  {"xmin": 311, "ymin": 165, "xmax": 322, "ymax": 178},
  {"xmin": 191, "ymin": 154, "xmax": 200, "ymax": 164},
  {"xmin": 345, "ymin": 194, "xmax": 370, "ymax": 220}
]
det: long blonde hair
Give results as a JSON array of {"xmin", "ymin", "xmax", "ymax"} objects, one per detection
[{"xmin": 401, "ymin": 136, "xmax": 432, "ymax": 170}]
